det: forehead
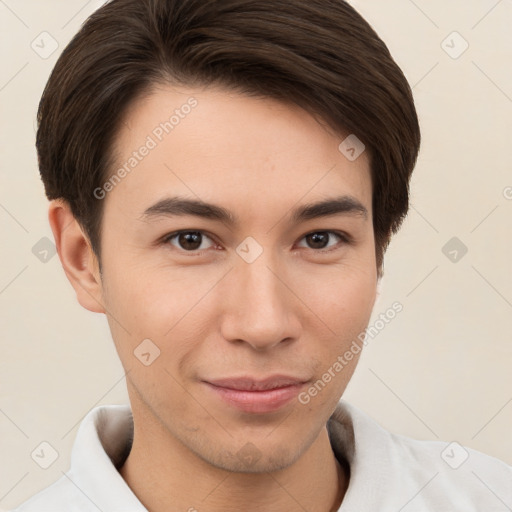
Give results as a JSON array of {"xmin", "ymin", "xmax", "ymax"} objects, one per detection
[{"xmin": 105, "ymin": 84, "xmax": 372, "ymax": 222}]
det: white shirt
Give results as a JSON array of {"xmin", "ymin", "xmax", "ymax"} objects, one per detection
[{"xmin": 10, "ymin": 401, "xmax": 512, "ymax": 511}]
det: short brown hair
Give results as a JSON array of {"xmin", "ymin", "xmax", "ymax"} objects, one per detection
[{"xmin": 36, "ymin": 0, "xmax": 420, "ymax": 276}]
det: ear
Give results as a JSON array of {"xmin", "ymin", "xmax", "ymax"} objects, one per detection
[{"xmin": 48, "ymin": 199, "xmax": 106, "ymax": 314}]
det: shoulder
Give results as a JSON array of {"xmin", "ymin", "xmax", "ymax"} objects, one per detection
[
  {"xmin": 9, "ymin": 404, "xmax": 136, "ymax": 512},
  {"xmin": 9, "ymin": 474, "xmax": 93, "ymax": 512},
  {"xmin": 329, "ymin": 401, "xmax": 512, "ymax": 510},
  {"xmin": 391, "ymin": 431, "xmax": 512, "ymax": 506}
]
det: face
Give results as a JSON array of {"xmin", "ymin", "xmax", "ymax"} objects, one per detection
[{"xmin": 98, "ymin": 84, "xmax": 378, "ymax": 473}]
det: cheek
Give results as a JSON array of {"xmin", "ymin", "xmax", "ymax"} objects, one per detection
[
  {"xmin": 301, "ymin": 266, "xmax": 376, "ymax": 381},
  {"xmin": 100, "ymin": 266, "xmax": 203, "ymax": 409},
  {"xmin": 295, "ymin": 272, "xmax": 375, "ymax": 412},
  {"xmin": 334, "ymin": 277, "xmax": 376, "ymax": 337},
  {"xmin": 101, "ymin": 263, "xmax": 220, "ymax": 375},
  {"xmin": 304, "ymin": 261, "xmax": 376, "ymax": 330},
  {"xmin": 102, "ymin": 261, "xmax": 205, "ymax": 333}
]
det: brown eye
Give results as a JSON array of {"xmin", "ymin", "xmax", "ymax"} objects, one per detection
[
  {"xmin": 164, "ymin": 231, "xmax": 215, "ymax": 252},
  {"xmin": 306, "ymin": 232, "xmax": 330, "ymax": 249},
  {"xmin": 297, "ymin": 231, "xmax": 347, "ymax": 251}
]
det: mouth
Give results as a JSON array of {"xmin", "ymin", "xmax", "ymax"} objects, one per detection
[{"xmin": 202, "ymin": 375, "xmax": 310, "ymax": 414}]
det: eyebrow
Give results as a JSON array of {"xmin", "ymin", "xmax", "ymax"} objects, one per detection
[{"xmin": 140, "ymin": 195, "xmax": 368, "ymax": 226}]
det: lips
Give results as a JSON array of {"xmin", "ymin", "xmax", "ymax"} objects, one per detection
[
  {"xmin": 203, "ymin": 375, "xmax": 309, "ymax": 413},
  {"xmin": 206, "ymin": 375, "xmax": 308, "ymax": 391}
]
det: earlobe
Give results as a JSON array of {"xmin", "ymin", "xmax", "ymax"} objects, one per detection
[{"xmin": 48, "ymin": 200, "xmax": 106, "ymax": 314}]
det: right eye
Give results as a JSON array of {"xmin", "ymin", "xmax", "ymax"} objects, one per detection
[{"xmin": 162, "ymin": 230, "xmax": 218, "ymax": 254}]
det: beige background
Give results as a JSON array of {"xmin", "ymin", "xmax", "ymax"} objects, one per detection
[{"xmin": 1, "ymin": 0, "xmax": 511, "ymax": 508}]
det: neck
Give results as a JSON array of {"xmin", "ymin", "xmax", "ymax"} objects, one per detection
[{"xmin": 119, "ymin": 404, "xmax": 348, "ymax": 512}]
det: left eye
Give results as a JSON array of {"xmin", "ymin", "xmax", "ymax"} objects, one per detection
[{"xmin": 296, "ymin": 231, "xmax": 346, "ymax": 251}]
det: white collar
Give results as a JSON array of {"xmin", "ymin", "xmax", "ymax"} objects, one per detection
[{"xmin": 59, "ymin": 400, "xmax": 511, "ymax": 512}]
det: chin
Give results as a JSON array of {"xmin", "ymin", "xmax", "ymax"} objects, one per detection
[
  {"xmin": 183, "ymin": 431, "xmax": 300, "ymax": 474},
  {"xmin": 209, "ymin": 446, "xmax": 300, "ymax": 474}
]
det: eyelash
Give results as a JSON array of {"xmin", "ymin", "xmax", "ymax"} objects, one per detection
[{"xmin": 161, "ymin": 230, "xmax": 351, "ymax": 256}]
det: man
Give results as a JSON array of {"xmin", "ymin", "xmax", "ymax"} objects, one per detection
[{"xmin": 11, "ymin": 0, "xmax": 511, "ymax": 510}]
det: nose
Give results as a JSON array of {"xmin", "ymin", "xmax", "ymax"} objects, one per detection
[{"xmin": 219, "ymin": 253, "xmax": 301, "ymax": 351}]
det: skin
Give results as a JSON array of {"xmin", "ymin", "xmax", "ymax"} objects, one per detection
[{"xmin": 49, "ymin": 84, "xmax": 379, "ymax": 512}]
